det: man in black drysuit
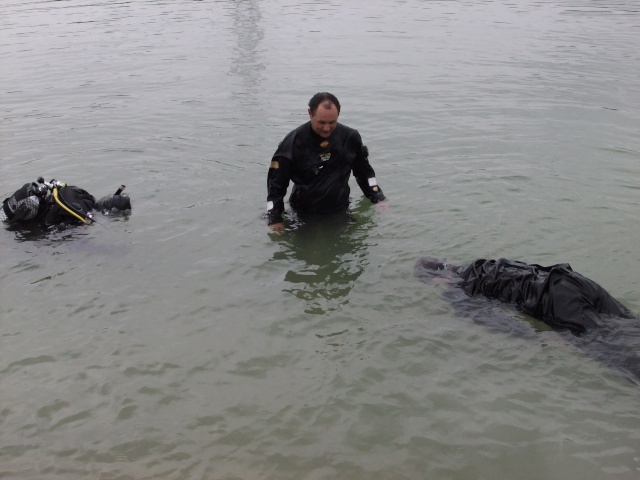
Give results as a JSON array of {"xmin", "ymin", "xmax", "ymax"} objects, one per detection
[
  {"xmin": 414, "ymin": 257, "xmax": 640, "ymax": 381},
  {"xmin": 2, "ymin": 177, "xmax": 131, "ymax": 226},
  {"xmin": 265, "ymin": 92, "xmax": 386, "ymax": 231}
]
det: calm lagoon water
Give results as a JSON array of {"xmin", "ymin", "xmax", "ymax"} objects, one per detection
[{"xmin": 1, "ymin": 1, "xmax": 640, "ymax": 479}]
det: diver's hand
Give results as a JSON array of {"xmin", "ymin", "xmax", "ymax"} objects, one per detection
[{"xmin": 269, "ymin": 222, "xmax": 285, "ymax": 233}]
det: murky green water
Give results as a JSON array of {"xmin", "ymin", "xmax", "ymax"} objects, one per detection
[{"xmin": 1, "ymin": 1, "xmax": 639, "ymax": 479}]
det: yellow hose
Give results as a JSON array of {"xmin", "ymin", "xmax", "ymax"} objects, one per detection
[{"xmin": 53, "ymin": 187, "xmax": 90, "ymax": 224}]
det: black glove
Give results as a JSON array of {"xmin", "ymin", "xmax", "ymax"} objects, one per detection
[{"xmin": 370, "ymin": 187, "xmax": 386, "ymax": 203}]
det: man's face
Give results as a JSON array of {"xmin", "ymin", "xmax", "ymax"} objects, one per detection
[{"xmin": 309, "ymin": 103, "xmax": 339, "ymax": 138}]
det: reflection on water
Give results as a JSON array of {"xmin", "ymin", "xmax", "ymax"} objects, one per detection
[
  {"xmin": 228, "ymin": 0, "xmax": 265, "ymax": 101},
  {"xmin": 271, "ymin": 198, "xmax": 374, "ymax": 314},
  {"xmin": 4, "ymin": 220, "xmax": 93, "ymax": 244}
]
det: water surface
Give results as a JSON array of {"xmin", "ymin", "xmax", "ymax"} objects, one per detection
[{"xmin": 1, "ymin": 1, "xmax": 640, "ymax": 479}]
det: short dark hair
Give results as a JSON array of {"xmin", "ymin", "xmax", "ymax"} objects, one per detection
[{"xmin": 308, "ymin": 92, "xmax": 341, "ymax": 115}]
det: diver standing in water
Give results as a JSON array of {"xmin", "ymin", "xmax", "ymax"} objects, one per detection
[{"xmin": 265, "ymin": 92, "xmax": 387, "ymax": 231}]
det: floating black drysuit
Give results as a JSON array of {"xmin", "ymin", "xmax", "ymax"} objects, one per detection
[
  {"xmin": 415, "ymin": 257, "xmax": 639, "ymax": 381},
  {"xmin": 458, "ymin": 258, "xmax": 634, "ymax": 335}
]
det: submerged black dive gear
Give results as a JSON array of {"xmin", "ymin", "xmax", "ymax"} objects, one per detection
[
  {"xmin": 2, "ymin": 177, "xmax": 131, "ymax": 226},
  {"xmin": 266, "ymin": 122, "xmax": 385, "ymax": 225},
  {"xmin": 47, "ymin": 179, "xmax": 96, "ymax": 224},
  {"xmin": 1, "ymin": 181, "xmax": 50, "ymax": 222}
]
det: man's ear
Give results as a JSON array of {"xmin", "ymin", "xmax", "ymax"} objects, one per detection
[{"xmin": 307, "ymin": 108, "xmax": 313, "ymax": 118}]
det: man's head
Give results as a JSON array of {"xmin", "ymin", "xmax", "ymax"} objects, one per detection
[
  {"xmin": 308, "ymin": 92, "xmax": 340, "ymax": 138},
  {"xmin": 414, "ymin": 257, "xmax": 458, "ymax": 284},
  {"xmin": 416, "ymin": 257, "xmax": 448, "ymax": 271}
]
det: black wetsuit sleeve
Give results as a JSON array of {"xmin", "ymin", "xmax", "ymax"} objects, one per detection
[
  {"xmin": 352, "ymin": 143, "xmax": 386, "ymax": 204},
  {"xmin": 266, "ymin": 156, "xmax": 292, "ymax": 225}
]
